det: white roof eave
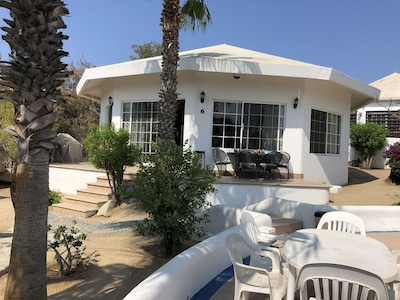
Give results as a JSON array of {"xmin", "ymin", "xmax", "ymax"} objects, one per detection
[{"xmin": 77, "ymin": 44, "xmax": 379, "ymax": 108}]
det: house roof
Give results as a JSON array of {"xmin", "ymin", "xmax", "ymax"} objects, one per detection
[
  {"xmin": 77, "ymin": 44, "xmax": 379, "ymax": 110},
  {"xmin": 370, "ymin": 72, "xmax": 400, "ymax": 100}
]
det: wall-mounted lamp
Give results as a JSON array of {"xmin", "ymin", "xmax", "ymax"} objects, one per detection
[
  {"xmin": 200, "ymin": 91, "xmax": 205, "ymax": 103},
  {"xmin": 293, "ymin": 97, "xmax": 299, "ymax": 109},
  {"xmin": 108, "ymin": 96, "xmax": 114, "ymax": 106},
  {"xmin": 233, "ymin": 74, "xmax": 241, "ymax": 79}
]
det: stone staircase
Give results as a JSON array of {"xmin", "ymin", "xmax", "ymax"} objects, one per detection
[{"xmin": 51, "ymin": 174, "xmax": 135, "ymax": 218}]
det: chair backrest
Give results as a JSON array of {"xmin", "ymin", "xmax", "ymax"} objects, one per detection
[
  {"xmin": 278, "ymin": 151, "xmax": 290, "ymax": 166},
  {"xmin": 212, "ymin": 148, "xmax": 229, "ymax": 163},
  {"xmin": 240, "ymin": 210, "xmax": 273, "ymax": 246},
  {"xmin": 239, "ymin": 150, "xmax": 257, "ymax": 169},
  {"xmin": 296, "ymin": 263, "xmax": 389, "ymax": 300},
  {"xmin": 317, "ymin": 211, "xmax": 366, "ymax": 236},
  {"xmin": 270, "ymin": 151, "xmax": 283, "ymax": 165}
]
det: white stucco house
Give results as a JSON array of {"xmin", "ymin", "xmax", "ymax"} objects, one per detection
[
  {"xmin": 353, "ymin": 72, "xmax": 400, "ymax": 168},
  {"xmin": 76, "ymin": 44, "xmax": 379, "ymax": 186}
]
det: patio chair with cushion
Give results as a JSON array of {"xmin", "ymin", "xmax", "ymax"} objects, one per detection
[
  {"xmin": 316, "ymin": 211, "xmax": 366, "ymax": 236},
  {"xmin": 212, "ymin": 148, "xmax": 232, "ymax": 176},
  {"xmin": 237, "ymin": 150, "xmax": 260, "ymax": 179},
  {"xmin": 296, "ymin": 263, "xmax": 391, "ymax": 300},
  {"xmin": 259, "ymin": 151, "xmax": 282, "ymax": 181},
  {"xmin": 225, "ymin": 233, "xmax": 288, "ymax": 300}
]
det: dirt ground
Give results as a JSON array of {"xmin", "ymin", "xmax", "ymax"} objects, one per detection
[{"xmin": 0, "ymin": 167, "xmax": 399, "ymax": 299}]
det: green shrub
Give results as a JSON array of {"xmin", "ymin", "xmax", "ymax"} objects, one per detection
[
  {"xmin": 83, "ymin": 123, "xmax": 142, "ymax": 206},
  {"xmin": 48, "ymin": 190, "xmax": 62, "ymax": 206},
  {"xmin": 132, "ymin": 139, "xmax": 217, "ymax": 257},
  {"xmin": 350, "ymin": 123, "xmax": 388, "ymax": 169},
  {"xmin": 47, "ymin": 221, "xmax": 97, "ymax": 276}
]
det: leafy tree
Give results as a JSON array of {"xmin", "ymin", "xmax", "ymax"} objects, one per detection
[
  {"xmin": 350, "ymin": 123, "xmax": 388, "ymax": 169},
  {"xmin": 130, "ymin": 41, "xmax": 162, "ymax": 60},
  {"xmin": 0, "ymin": 0, "xmax": 70, "ymax": 298},
  {"xmin": 133, "ymin": 140, "xmax": 217, "ymax": 257},
  {"xmin": 132, "ymin": 0, "xmax": 213, "ymax": 258},
  {"xmin": 55, "ymin": 57, "xmax": 100, "ymax": 149},
  {"xmin": 83, "ymin": 124, "xmax": 142, "ymax": 206}
]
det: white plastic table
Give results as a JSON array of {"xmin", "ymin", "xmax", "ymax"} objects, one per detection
[{"xmin": 283, "ymin": 228, "xmax": 397, "ymax": 300}]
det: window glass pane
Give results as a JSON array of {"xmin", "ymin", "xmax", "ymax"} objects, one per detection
[
  {"xmin": 123, "ymin": 101, "xmax": 159, "ymax": 154},
  {"xmin": 310, "ymin": 109, "xmax": 341, "ymax": 154},
  {"xmin": 212, "ymin": 101, "xmax": 285, "ymax": 151}
]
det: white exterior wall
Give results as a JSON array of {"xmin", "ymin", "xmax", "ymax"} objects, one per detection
[
  {"xmin": 299, "ymin": 80, "xmax": 351, "ymax": 185},
  {"xmin": 96, "ymin": 72, "xmax": 360, "ymax": 185}
]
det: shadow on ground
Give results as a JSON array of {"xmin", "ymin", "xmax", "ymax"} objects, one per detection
[{"xmin": 346, "ymin": 167, "xmax": 379, "ymax": 186}]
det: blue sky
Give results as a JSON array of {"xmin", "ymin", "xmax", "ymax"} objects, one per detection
[{"xmin": 0, "ymin": 0, "xmax": 399, "ymax": 84}]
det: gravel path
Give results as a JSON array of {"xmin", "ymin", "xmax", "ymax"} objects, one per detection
[{"xmin": 47, "ymin": 211, "xmax": 137, "ymax": 234}]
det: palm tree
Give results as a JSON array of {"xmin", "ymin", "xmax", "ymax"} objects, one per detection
[
  {"xmin": 0, "ymin": 0, "xmax": 70, "ymax": 298},
  {"xmin": 181, "ymin": 0, "xmax": 212, "ymax": 32},
  {"xmin": 158, "ymin": 0, "xmax": 211, "ymax": 141}
]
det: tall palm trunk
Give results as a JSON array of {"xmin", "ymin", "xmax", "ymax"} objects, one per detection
[
  {"xmin": 6, "ymin": 150, "xmax": 49, "ymax": 299},
  {"xmin": 159, "ymin": 0, "xmax": 181, "ymax": 141},
  {"xmin": 0, "ymin": 0, "xmax": 70, "ymax": 298}
]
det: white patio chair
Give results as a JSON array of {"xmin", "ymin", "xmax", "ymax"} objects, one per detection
[
  {"xmin": 296, "ymin": 263, "xmax": 390, "ymax": 300},
  {"xmin": 389, "ymin": 250, "xmax": 400, "ymax": 300},
  {"xmin": 225, "ymin": 233, "xmax": 287, "ymax": 300},
  {"xmin": 316, "ymin": 211, "xmax": 366, "ymax": 236},
  {"xmin": 240, "ymin": 210, "xmax": 277, "ymax": 247},
  {"xmin": 240, "ymin": 210, "xmax": 288, "ymax": 249}
]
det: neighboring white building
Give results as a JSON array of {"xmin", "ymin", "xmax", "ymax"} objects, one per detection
[
  {"xmin": 77, "ymin": 44, "xmax": 379, "ymax": 185},
  {"xmin": 353, "ymin": 72, "xmax": 400, "ymax": 168}
]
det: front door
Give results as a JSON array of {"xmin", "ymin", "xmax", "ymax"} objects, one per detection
[{"xmin": 175, "ymin": 100, "xmax": 185, "ymax": 146}]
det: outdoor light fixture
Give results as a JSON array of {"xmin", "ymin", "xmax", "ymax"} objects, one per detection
[
  {"xmin": 108, "ymin": 96, "xmax": 113, "ymax": 106},
  {"xmin": 293, "ymin": 97, "xmax": 299, "ymax": 109},
  {"xmin": 200, "ymin": 91, "xmax": 205, "ymax": 103},
  {"xmin": 233, "ymin": 74, "xmax": 241, "ymax": 79}
]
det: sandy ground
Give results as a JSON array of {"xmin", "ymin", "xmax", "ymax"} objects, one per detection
[{"xmin": 0, "ymin": 167, "xmax": 399, "ymax": 299}]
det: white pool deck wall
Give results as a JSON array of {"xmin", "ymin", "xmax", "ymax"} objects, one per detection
[
  {"xmin": 123, "ymin": 198, "xmax": 400, "ymax": 300},
  {"xmin": 49, "ymin": 165, "xmax": 104, "ymax": 195}
]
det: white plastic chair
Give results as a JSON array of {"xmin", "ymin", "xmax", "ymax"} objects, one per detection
[
  {"xmin": 316, "ymin": 211, "xmax": 366, "ymax": 236},
  {"xmin": 240, "ymin": 210, "xmax": 277, "ymax": 248},
  {"xmin": 296, "ymin": 263, "xmax": 390, "ymax": 300},
  {"xmin": 389, "ymin": 250, "xmax": 400, "ymax": 300},
  {"xmin": 225, "ymin": 233, "xmax": 287, "ymax": 300}
]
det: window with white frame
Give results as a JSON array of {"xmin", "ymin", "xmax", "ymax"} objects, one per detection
[
  {"xmin": 310, "ymin": 109, "xmax": 341, "ymax": 154},
  {"xmin": 212, "ymin": 101, "xmax": 285, "ymax": 150},
  {"xmin": 122, "ymin": 101, "xmax": 159, "ymax": 154}
]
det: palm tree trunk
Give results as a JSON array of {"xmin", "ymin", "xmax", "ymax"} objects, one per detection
[
  {"xmin": 159, "ymin": 0, "xmax": 181, "ymax": 141},
  {"xmin": 5, "ymin": 150, "xmax": 49, "ymax": 299}
]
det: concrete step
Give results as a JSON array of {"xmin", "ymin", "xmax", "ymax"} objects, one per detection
[
  {"xmin": 76, "ymin": 188, "xmax": 110, "ymax": 201},
  {"xmin": 50, "ymin": 202, "xmax": 98, "ymax": 218},
  {"xmin": 96, "ymin": 174, "xmax": 136, "ymax": 182},
  {"xmin": 86, "ymin": 181, "xmax": 112, "ymax": 194},
  {"xmin": 63, "ymin": 195, "xmax": 108, "ymax": 210},
  {"xmin": 53, "ymin": 173, "xmax": 136, "ymax": 218}
]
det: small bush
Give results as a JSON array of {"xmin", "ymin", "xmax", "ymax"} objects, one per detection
[
  {"xmin": 48, "ymin": 190, "xmax": 62, "ymax": 206},
  {"xmin": 47, "ymin": 221, "xmax": 98, "ymax": 276}
]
